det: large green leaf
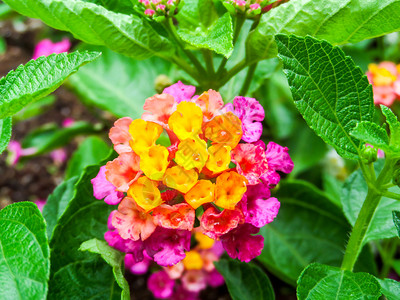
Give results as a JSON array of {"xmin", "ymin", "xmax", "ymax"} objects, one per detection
[
  {"xmin": 48, "ymin": 164, "xmax": 120, "ymax": 299},
  {"xmin": 378, "ymin": 278, "xmax": 400, "ymax": 300},
  {"xmin": 65, "ymin": 136, "xmax": 110, "ymax": 179},
  {"xmin": 214, "ymin": 259, "xmax": 275, "ymax": 300},
  {"xmin": 21, "ymin": 121, "xmax": 99, "ymax": 156},
  {"xmin": 393, "ymin": 210, "xmax": 400, "ymax": 238},
  {"xmin": 258, "ymin": 180, "xmax": 376, "ymax": 285},
  {"xmin": 80, "ymin": 238, "xmax": 130, "ymax": 300},
  {"xmin": 246, "ymin": 0, "xmax": 400, "ymax": 63},
  {"xmin": 0, "ymin": 202, "xmax": 50, "ymax": 300},
  {"xmin": 297, "ymin": 263, "xmax": 381, "ymax": 300},
  {"xmin": 341, "ymin": 161, "xmax": 400, "ymax": 243},
  {"xmin": 68, "ymin": 45, "xmax": 172, "ymax": 119},
  {"xmin": 84, "ymin": 0, "xmax": 135, "ymax": 14},
  {"xmin": 3, "ymin": 0, "xmax": 173, "ymax": 59},
  {"xmin": 0, "ymin": 117, "xmax": 12, "ymax": 154},
  {"xmin": 0, "ymin": 51, "xmax": 100, "ymax": 119},
  {"xmin": 276, "ymin": 34, "xmax": 374, "ymax": 160},
  {"xmin": 42, "ymin": 176, "xmax": 79, "ymax": 239}
]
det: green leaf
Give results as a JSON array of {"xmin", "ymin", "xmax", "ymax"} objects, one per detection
[
  {"xmin": 177, "ymin": 12, "xmax": 233, "ymax": 57},
  {"xmin": 0, "ymin": 51, "xmax": 100, "ymax": 119},
  {"xmin": 322, "ymin": 172, "xmax": 344, "ymax": 208},
  {"xmin": 13, "ymin": 95, "xmax": 56, "ymax": 121},
  {"xmin": 393, "ymin": 210, "xmax": 400, "ymax": 238},
  {"xmin": 0, "ymin": 117, "xmax": 12, "ymax": 154},
  {"xmin": 65, "ymin": 136, "xmax": 110, "ymax": 179},
  {"xmin": 42, "ymin": 176, "xmax": 79, "ymax": 239},
  {"xmin": 0, "ymin": 202, "xmax": 50, "ymax": 300},
  {"xmin": 341, "ymin": 160, "xmax": 400, "ymax": 243},
  {"xmin": 350, "ymin": 121, "xmax": 390, "ymax": 151},
  {"xmin": 68, "ymin": 45, "xmax": 172, "ymax": 119},
  {"xmin": 48, "ymin": 163, "xmax": 120, "ymax": 299},
  {"xmin": 214, "ymin": 259, "xmax": 275, "ymax": 300},
  {"xmin": 3, "ymin": 0, "xmax": 173, "ymax": 59},
  {"xmin": 275, "ymin": 34, "xmax": 374, "ymax": 160},
  {"xmin": 80, "ymin": 238, "xmax": 130, "ymax": 300},
  {"xmin": 246, "ymin": 0, "xmax": 400, "ymax": 63},
  {"xmin": 84, "ymin": 0, "xmax": 136, "ymax": 14},
  {"xmin": 176, "ymin": 0, "xmax": 218, "ymax": 29},
  {"xmin": 297, "ymin": 263, "xmax": 381, "ymax": 300},
  {"xmin": 257, "ymin": 180, "xmax": 375, "ymax": 285},
  {"xmin": 21, "ymin": 121, "xmax": 100, "ymax": 156},
  {"xmin": 377, "ymin": 278, "xmax": 400, "ymax": 300},
  {"xmin": 381, "ymin": 105, "xmax": 400, "ymax": 150}
]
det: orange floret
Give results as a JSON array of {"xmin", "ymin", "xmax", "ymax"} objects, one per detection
[
  {"xmin": 140, "ymin": 145, "xmax": 169, "ymax": 180},
  {"xmin": 168, "ymin": 102, "xmax": 203, "ymax": 141},
  {"xmin": 182, "ymin": 250, "xmax": 204, "ymax": 270},
  {"xmin": 163, "ymin": 165, "xmax": 198, "ymax": 193},
  {"xmin": 129, "ymin": 119, "xmax": 163, "ymax": 155},
  {"xmin": 175, "ymin": 137, "xmax": 208, "ymax": 171},
  {"xmin": 127, "ymin": 176, "xmax": 163, "ymax": 212},
  {"xmin": 184, "ymin": 180, "xmax": 215, "ymax": 209},
  {"xmin": 204, "ymin": 112, "xmax": 242, "ymax": 149},
  {"xmin": 214, "ymin": 171, "xmax": 247, "ymax": 210},
  {"xmin": 206, "ymin": 144, "xmax": 231, "ymax": 174}
]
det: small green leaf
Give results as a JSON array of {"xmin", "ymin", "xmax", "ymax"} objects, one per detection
[
  {"xmin": 176, "ymin": 0, "xmax": 218, "ymax": 29},
  {"xmin": 258, "ymin": 180, "xmax": 376, "ymax": 285},
  {"xmin": 350, "ymin": 121, "xmax": 390, "ymax": 150},
  {"xmin": 377, "ymin": 278, "xmax": 400, "ymax": 300},
  {"xmin": 393, "ymin": 210, "xmax": 400, "ymax": 238},
  {"xmin": 68, "ymin": 45, "xmax": 172, "ymax": 119},
  {"xmin": 177, "ymin": 12, "xmax": 233, "ymax": 57},
  {"xmin": 341, "ymin": 161, "xmax": 400, "ymax": 243},
  {"xmin": 43, "ymin": 176, "xmax": 79, "ymax": 239},
  {"xmin": 276, "ymin": 34, "xmax": 374, "ymax": 159},
  {"xmin": 48, "ymin": 162, "xmax": 120, "ymax": 298},
  {"xmin": 0, "ymin": 117, "xmax": 12, "ymax": 154},
  {"xmin": 65, "ymin": 136, "xmax": 110, "ymax": 179},
  {"xmin": 80, "ymin": 238, "xmax": 130, "ymax": 300},
  {"xmin": 214, "ymin": 259, "xmax": 275, "ymax": 300},
  {"xmin": 381, "ymin": 105, "xmax": 400, "ymax": 150},
  {"xmin": 297, "ymin": 263, "xmax": 381, "ymax": 300},
  {"xmin": 3, "ymin": 0, "xmax": 173, "ymax": 59},
  {"xmin": 21, "ymin": 121, "xmax": 100, "ymax": 156},
  {"xmin": 0, "ymin": 202, "xmax": 50, "ymax": 300},
  {"xmin": 0, "ymin": 51, "xmax": 100, "ymax": 119}
]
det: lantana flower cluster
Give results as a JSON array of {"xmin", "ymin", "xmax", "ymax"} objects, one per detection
[
  {"xmin": 139, "ymin": 0, "xmax": 180, "ymax": 17},
  {"xmin": 92, "ymin": 81, "xmax": 293, "ymax": 268},
  {"xmin": 366, "ymin": 61, "xmax": 400, "ymax": 106},
  {"xmin": 223, "ymin": 0, "xmax": 285, "ymax": 16},
  {"xmin": 125, "ymin": 231, "xmax": 224, "ymax": 299}
]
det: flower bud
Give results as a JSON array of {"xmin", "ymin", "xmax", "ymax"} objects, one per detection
[
  {"xmin": 360, "ymin": 144, "xmax": 378, "ymax": 164},
  {"xmin": 139, "ymin": 0, "xmax": 180, "ymax": 18}
]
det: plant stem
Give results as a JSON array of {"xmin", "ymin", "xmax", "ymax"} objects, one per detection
[
  {"xmin": 218, "ymin": 59, "xmax": 248, "ymax": 87},
  {"xmin": 382, "ymin": 190, "xmax": 400, "ymax": 201},
  {"xmin": 239, "ymin": 62, "xmax": 258, "ymax": 95},
  {"xmin": 202, "ymin": 49, "xmax": 215, "ymax": 77},
  {"xmin": 341, "ymin": 159, "xmax": 394, "ymax": 271},
  {"xmin": 164, "ymin": 17, "xmax": 207, "ymax": 76}
]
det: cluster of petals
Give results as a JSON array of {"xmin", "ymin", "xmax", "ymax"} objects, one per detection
[
  {"xmin": 139, "ymin": 0, "xmax": 180, "ymax": 17},
  {"xmin": 92, "ymin": 81, "xmax": 293, "ymax": 267},
  {"xmin": 366, "ymin": 61, "xmax": 400, "ymax": 106},
  {"xmin": 126, "ymin": 232, "xmax": 224, "ymax": 299}
]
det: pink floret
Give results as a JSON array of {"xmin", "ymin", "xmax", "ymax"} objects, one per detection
[
  {"xmin": 163, "ymin": 81, "xmax": 196, "ymax": 103},
  {"xmin": 32, "ymin": 38, "xmax": 71, "ymax": 59},
  {"xmin": 148, "ymin": 270, "xmax": 175, "ymax": 299},
  {"xmin": 91, "ymin": 166, "xmax": 124, "ymax": 205}
]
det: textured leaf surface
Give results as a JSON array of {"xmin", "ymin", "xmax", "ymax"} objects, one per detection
[
  {"xmin": 0, "ymin": 202, "xmax": 50, "ymax": 300},
  {"xmin": 215, "ymin": 259, "xmax": 275, "ymax": 300},
  {"xmin": 48, "ymin": 164, "xmax": 119, "ymax": 298},
  {"xmin": 42, "ymin": 176, "xmax": 79, "ymax": 239},
  {"xmin": 0, "ymin": 51, "xmax": 100, "ymax": 119},
  {"xmin": 69, "ymin": 45, "xmax": 171, "ymax": 118},
  {"xmin": 65, "ymin": 136, "xmax": 109, "ymax": 179},
  {"xmin": 381, "ymin": 105, "xmax": 400, "ymax": 150},
  {"xmin": 393, "ymin": 210, "xmax": 400, "ymax": 238},
  {"xmin": 297, "ymin": 263, "xmax": 381, "ymax": 300},
  {"xmin": 247, "ymin": 0, "xmax": 400, "ymax": 62},
  {"xmin": 3, "ymin": 0, "xmax": 173, "ymax": 59},
  {"xmin": 80, "ymin": 238, "xmax": 130, "ymax": 300},
  {"xmin": 276, "ymin": 34, "xmax": 374, "ymax": 159},
  {"xmin": 258, "ymin": 180, "xmax": 375, "ymax": 285},
  {"xmin": 0, "ymin": 117, "xmax": 12, "ymax": 154},
  {"xmin": 21, "ymin": 121, "xmax": 99, "ymax": 156},
  {"xmin": 341, "ymin": 161, "xmax": 400, "ymax": 243},
  {"xmin": 378, "ymin": 278, "xmax": 400, "ymax": 300},
  {"xmin": 350, "ymin": 121, "xmax": 390, "ymax": 151},
  {"xmin": 178, "ymin": 12, "xmax": 233, "ymax": 57}
]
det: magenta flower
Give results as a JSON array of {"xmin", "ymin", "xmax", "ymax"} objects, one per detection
[
  {"xmin": 163, "ymin": 81, "xmax": 196, "ymax": 103},
  {"xmin": 148, "ymin": 270, "xmax": 175, "ymax": 299},
  {"xmin": 32, "ymin": 38, "xmax": 71, "ymax": 59},
  {"xmin": 91, "ymin": 166, "xmax": 124, "ymax": 205},
  {"xmin": 34, "ymin": 199, "xmax": 47, "ymax": 212},
  {"xmin": 125, "ymin": 253, "xmax": 151, "ymax": 275},
  {"xmin": 7, "ymin": 141, "xmax": 37, "ymax": 165}
]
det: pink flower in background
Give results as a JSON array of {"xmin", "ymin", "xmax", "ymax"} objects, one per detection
[
  {"xmin": 34, "ymin": 199, "xmax": 47, "ymax": 212},
  {"xmin": 32, "ymin": 38, "xmax": 71, "ymax": 59},
  {"xmin": 6, "ymin": 141, "xmax": 36, "ymax": 165}
]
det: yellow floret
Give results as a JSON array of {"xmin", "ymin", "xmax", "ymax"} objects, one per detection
[
  {"xmin": 168, "ymin": 102, "xmax": 203, "ymax": 141},
  {"xmin": 182, "ymin": 250, "xmax": 203, "ymax": 270},
  {"xmin": 206, "ymin": 145, "xmax": 231, "ymax": 174},
  {"xmin": 129, "ymin": 119, "xmax": 163, "ymax": 155},
  {"xmin": 175, "ymin": 137, "xmax": 208, "ymax": 171},
  {"xmin": 140, "ymin": 145, "xmax": 170, "ymax": 180},
  {"xmin": 194, "ymin": 231, "xmax": 215, "ymax": 249},
  {"xmin": 214, "ymin": 171, "xmax": 247, "ymax": 210},
  {"xmin": 163, "ymin": 165, "xmax": 198, "ymax": 193},
  {"xmin": 127, "ymin": 176, "xmax": 163, "ymax": 212},
  {"xmin": 185, "ymin": 180, "xmax": 214, "ymax": 209}
]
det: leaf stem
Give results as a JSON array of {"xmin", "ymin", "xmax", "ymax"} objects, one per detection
[
  {"xmin": 202, "ymin": 49, "xmax": 215, "ymax": 77},
  {"xmin": 382, "ymin": 190, "xmax": 400, "ymax": 201},
  {"xmin": 341, "ymin": 158, "xmax": 394, "ymax": 271},
  {"xmin": 239, "ymin": 62, "xmax": 258, "ymax": 96},
  {"xmin": 218, "ymin": 59, "xmax": 248, "ymax": 87}
]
